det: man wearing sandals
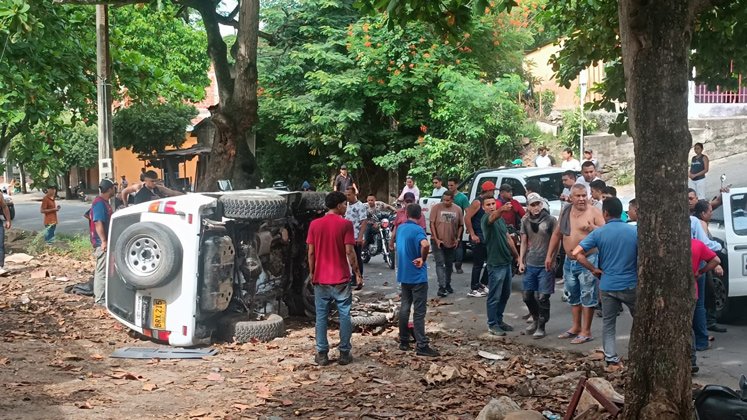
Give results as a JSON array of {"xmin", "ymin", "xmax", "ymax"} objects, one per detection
[
  {"xmin": 546, "ymin": 184, "xmax": 605, "ymax": 344},
  {"xmin": 572, "ymin": 197, "xmax": 638, "ymax": 368}
]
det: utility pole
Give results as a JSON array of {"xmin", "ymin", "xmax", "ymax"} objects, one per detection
[
  {"xmin": 96, "ymin": 4, "xmax": 114, "ymax": 183},
  {"xmin": 579, "ymin": 69, "xmax": 588, "ymax": 155}
]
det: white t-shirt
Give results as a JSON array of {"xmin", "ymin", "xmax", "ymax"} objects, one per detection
[
  {"xmin": 576, "ymin": 176, "xmax": 600, "ymax": 197},
  {"xmin": 431, "ymin": 187, "xmax": 447, "ymax": 197},
  {"xmin": 561, "ymin": 158, "xmax": 581, "ymax": 171},
  {"xmin": 535, "ymin": 155, "xmax": 552, "ymax": 168}
]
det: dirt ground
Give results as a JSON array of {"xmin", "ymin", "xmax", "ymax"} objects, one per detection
[{"xmin": 0, "ymin": 253, "xmax": 624, "ymax": 419}]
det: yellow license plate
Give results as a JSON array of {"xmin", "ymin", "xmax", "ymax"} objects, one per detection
[{"xmin": 152, "ymin": 299, "xmax": 166, "ymax": 330}]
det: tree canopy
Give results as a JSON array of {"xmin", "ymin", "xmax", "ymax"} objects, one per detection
[
  {"xmin": 113, "ymin": 102, "xmax": 197, "ymax": 155},
  {"xmin": 256, "ymin": 0, "xmax": 538, "ymax": 190},
  {"xmin": 0, "ymin": 0, "xmax": 210, "ymax": 185}
]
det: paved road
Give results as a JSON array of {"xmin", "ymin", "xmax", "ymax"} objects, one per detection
[
  {"xmin": 12, "ymin": 198, "xmax": 90, "ymax": 236},
  {"xmin": 360, "ymin": 253, "xmax": 747, "ymax": 389}
]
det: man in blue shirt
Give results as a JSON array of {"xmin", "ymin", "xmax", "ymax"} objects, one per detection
[
  {"xmin": 89, "ymin": 179, "xmax": 115, "ymax": 306},
  {"xmin": 396, "ymin": 204, "xmax": 438, "ymax": 357},
  {"xmin": 572, "ymin": 197, "xmax": 637, "ymax": 368}
]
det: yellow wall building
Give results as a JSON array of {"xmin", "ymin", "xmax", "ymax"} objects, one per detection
[{"xmin": 524, "ymin": 42, "xmax": 607, "ymax": 111}]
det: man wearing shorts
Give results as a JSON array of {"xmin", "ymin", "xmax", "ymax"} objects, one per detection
[
  {"xmin": 545, "ymin": 184, "xmax": 605, "ymax": 344},
  {"xmin": 518, "ymin": 193, "xmax": 557, "ymax": 339}
]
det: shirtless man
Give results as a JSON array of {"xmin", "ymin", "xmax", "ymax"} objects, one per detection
[{"xmin": 545, "ymin": 184, "xmax": 605, "ymax": 344}]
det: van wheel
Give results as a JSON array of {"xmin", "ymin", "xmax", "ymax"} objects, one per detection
[
  {"xmin": 219, "ymin": 313, "xmax": 285, "ymax": 343},
  {"xmin": 713, "ymin": 273, "xmax": 740, "ymax": 323},
  {"xmin": 219, "ymin": 194, "xmax": 287, "ymax": 220},
  {"xmin": 114, "ymin": 222, "xmax": 182, "ymax": 289}
]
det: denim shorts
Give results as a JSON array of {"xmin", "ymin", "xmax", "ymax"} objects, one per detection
[
  {"xmin": 522, "ymin": 265, "xmax": 555, "ymax": 294},
  {"xmin": 563, "ymin": 254, "xmax": 599, "ymax": 307}
]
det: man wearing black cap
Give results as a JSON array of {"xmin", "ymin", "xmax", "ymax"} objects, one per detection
[
  {"xmin": 90, "ymin": 179, "xmax": 116, "ymax": 305},
  {"xmin": 497, "ymin": 183, "xmax": 525, "ymax": 230},
  {"xmin": 133, "ymin": 170, "xmax": 184, "ymax": 204},
  {"xmin": 333, "ymin": 165, "xmax": 358, "ymax": 195}
]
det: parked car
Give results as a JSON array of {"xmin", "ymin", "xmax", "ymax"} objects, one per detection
[
  {"xmin": 707, "ymin": 187, "xmax": 747, "ymax": 322},
  {"xmin": 105, "ymin": 189, "xmax": 327, "ymax": 346}
]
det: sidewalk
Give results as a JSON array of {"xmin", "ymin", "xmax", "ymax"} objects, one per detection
[{"xmin": 7, "ymin": 191, "xmax": 45, "ymax": 204}]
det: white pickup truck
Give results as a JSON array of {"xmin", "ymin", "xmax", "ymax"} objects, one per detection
[
  {"xmin": 419, "ymin": 167, "xmax": 570, "ymax": 237},
  {"xmin": 708, "ymin": 187, "xmax": 747, "ymax": 322}
]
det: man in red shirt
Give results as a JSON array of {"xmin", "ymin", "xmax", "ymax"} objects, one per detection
[
  {"xmin": 690, "ymin": 238, "xmax": 721, "ymax": 374},
  {"xmin": 497, "ymin": 183, "xmax": 526, "ymax": 230},
  {"xmin": 306, "ymin": 191, "xmax": 362, "ymax": 366}
]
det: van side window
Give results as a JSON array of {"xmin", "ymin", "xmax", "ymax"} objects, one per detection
[
  {"xmin": 731, "ymin": 194, "xmax": 747, "ymax": 235},
  {"xmin": 500, "ymin": 177, "xmax": 525, "ymax": 197},
  {"xmin": 476, "ymin": 176, "xmax": 498, "ymax": 198}
]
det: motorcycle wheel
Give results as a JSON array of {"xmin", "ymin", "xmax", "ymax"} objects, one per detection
[
  {"xmin": 361, "ymin": 247, "xmax": 371, "ymax": 264},
  {"xmin": 384, "ymin": 252, "xmax": 395, "ymax": 270}
]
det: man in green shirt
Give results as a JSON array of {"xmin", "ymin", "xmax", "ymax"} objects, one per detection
[
  {"xmin": 448, "ymin": 177, "xmax": 470, "ymax": 273},
  {"xmin": 481, "ymin": 196, "xmax": 519, "ymax": 336}
]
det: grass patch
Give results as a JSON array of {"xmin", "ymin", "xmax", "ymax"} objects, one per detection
[{"xmin": 25, "ymin": 232, "xmax": 92, "ymax": 261}]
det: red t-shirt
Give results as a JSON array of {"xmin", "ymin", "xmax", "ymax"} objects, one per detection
[
  {"xmin": 393, "ymin": 207, "xmax": 426, "ymax": 229},
  {"xmin": 497, "ymin": 198, "xmax": 526, "ymax": 228},
  {"xmin": 306, "ymin": 214, "xmax": 355, "ymax": 285},
  {"xmin": 691, "ymin": 238, "xmax": 716, "ymax": 298}
]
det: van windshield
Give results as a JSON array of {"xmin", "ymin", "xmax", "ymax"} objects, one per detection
[{"xmin": 526, "ymin": 174, "xmax": 563, "ymax": 201}]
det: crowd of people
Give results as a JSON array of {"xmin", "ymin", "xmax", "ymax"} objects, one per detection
[{"xmin": 308, "ymin": 145, "xmax": 726, "ymax": 372}]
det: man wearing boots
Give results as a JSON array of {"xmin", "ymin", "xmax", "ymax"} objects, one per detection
[
  {"xmin": 518, "ymin": 193, "xmax": 557, "ymax": 339},
  {"xmin": 572, "ymin": 197, "xmax": 637, "ymax": 368}
]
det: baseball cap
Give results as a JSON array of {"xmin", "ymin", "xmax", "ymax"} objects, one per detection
[
  {"xmin": 584, "ymin": 149, "xmax": 593, "ymax": 153},
  {"xmin": 511, "ymin": 158, "xmax": 523, "ymax": 166},
  {"xmin": 340, "ymin": 164, "xmax": 348, "ymax": 169},
  {"xmin": 403, "ymin": 192, "xmax": 416, "ymax": 203},
  {"xmin": 527, "ymin": 192, "xmax": 543, "ymax": 205},
  {"xmin": 99, "ymin": 179, "xmax": 115, "ymax": 191},
  {"xmin": 481, "ymin": 181, "xmax": 496, "ymax": 193},
  {"xmin": 499, "ymin": 183, "xmax": 512, "ymax": 192}
]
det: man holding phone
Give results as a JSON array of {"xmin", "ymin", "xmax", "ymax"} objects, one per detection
[{"xmin": 429, "ymin": 190, "xmax": 463, "ymax": 297}]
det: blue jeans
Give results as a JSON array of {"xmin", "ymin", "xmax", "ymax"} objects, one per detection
[
  {"xmin": 486, "ymin": 264, "xmax": 513, "ymax": 328},
  {"xmin": 314, "ymin": 283, "xmax": 352, "ymax": 353},
  {"xmin": 693, "ymin": 274, "xmax": 708, "ymax": 350},
  {"xmin": 522, "ymin": 265, "xmax": 555, "ymax": 294},
  {"xmin": 44, "ymin": 224, "xmax": 57, "ymax": 243},
  {"xmin": 563, "ymin": 254, "xmax": 599, "ymax": 307}
]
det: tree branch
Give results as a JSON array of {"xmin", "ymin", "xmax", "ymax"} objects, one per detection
[
  {"xmin": 214, "ymin": 12, "xmax": 275, "ymax": 44},
  {"xmin": 191, "ymin": 0, "xmax": 234, "ymax": 106}
]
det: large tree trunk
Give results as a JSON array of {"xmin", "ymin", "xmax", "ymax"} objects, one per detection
[
  {"xmin": 620, "ymin": 1, "xmax": 698, "ymax": 418},
  {"xmin": 193, "ymin": 0, "xmax": 260, "ymax": 192}
]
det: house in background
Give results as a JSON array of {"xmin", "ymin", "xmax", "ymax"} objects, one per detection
[
  {"xmin": 108, "ymin": 67, "xmax": 220, "ymax": 191},
  {"xmin": 525, "ymin": 42, "xmax": 747, "ymax": 119}
]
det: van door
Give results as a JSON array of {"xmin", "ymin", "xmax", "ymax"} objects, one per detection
[{"xmin": 722, "ymin": 188, "xmax": 747, "ymax": 297}]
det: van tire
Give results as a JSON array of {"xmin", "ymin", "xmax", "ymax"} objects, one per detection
[
  {"xmin": 712, "ymin": 273, "xmax": 740, "ymax": 323},
  {"xmin": 220, "ymin": 194, "xmax": 287, "ymax": 220},
  {"xmin": 114, "ymin": 222, "xmax": 182, "ymax": 289},
  {"xmin": 351, "ymin": 313, "xmax": 388, "ymax": 327},
  {"xmin": 219, "ymin": 314, "xmax": 285, "ymax": 343},
  {"xmin": 300, "ymin": 192, "xmax": 327, "ymax": 211}
]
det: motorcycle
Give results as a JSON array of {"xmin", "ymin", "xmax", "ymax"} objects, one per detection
[
  {"xmin": 72, "ymin": 181, "xmax": 88, "ymax": 202},
  {"xmin": 361, "ymin": 211, "xmax": 395, "ymax": 269}
]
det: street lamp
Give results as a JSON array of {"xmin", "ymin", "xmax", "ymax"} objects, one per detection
[{"xmin": 579, "ymin": 69, "xmax": 588, "ymax": 155}]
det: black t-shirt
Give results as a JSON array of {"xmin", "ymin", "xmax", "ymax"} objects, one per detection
[
  {"xmin": 334, "ymin": 174, "xmax": 354, "ymax": 192},
  {"xmin": 134, "ymin": 186, "xmax": 163, "ymax": 204}
]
